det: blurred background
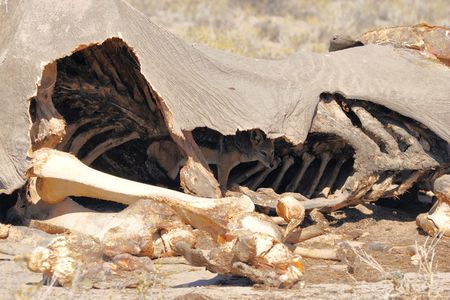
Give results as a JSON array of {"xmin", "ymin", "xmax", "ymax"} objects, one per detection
[{"xmin": 128, "ymin": 0, "xmax": 449, "ymax": 59}]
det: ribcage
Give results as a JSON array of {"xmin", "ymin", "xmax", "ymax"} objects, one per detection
[
  {"xmin": 33, "ymin": 38, "xmax": 170, "ymax": 185},
  {"xmin": 228, "ymin": 94, "xmax": 449, "ymax": 209},
  {"xmin": 30, "ymin": 37, "xmax": 449, "ymax": 211}
]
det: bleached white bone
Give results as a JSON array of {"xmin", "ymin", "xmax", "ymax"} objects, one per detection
[{"xmin": 31, "ymin": 148, "xmax": 254, "ymax": 237}]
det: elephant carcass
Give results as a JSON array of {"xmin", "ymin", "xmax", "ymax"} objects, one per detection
[
  {"xmin": 1, "ymin": 0, "xmax": 449, "ymax": 195},
  {"xmin": 0, "ymin": 0, "xmax": 450, "ymax": 287}
]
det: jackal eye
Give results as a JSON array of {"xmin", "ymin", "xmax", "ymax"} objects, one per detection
[{"xmin": 260, "ymin": 150, "xmax": 269, "ymax": 158}]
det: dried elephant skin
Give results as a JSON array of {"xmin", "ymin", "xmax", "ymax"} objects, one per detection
[{"xmin": 0, "ymin": 0, "xmax": 449, "ymax": 195}]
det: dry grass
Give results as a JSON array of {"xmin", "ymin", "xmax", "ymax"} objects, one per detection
[
  {"xmin": 128, "ymin": 0, "xmax": 449, "ymax": 58},
  {"xmin": 349, "ymin": 234, "xmax": 444, "ymax": 299}
]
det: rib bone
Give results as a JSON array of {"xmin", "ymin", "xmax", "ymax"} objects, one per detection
[
  {"xmin": 319, "ymin": 156, "xmax": 347, "ymax": 197},
  {"xmin": 286, "ymin": 152, "xmax": 315, "ymax": 192},
  {"xmin": 272, "ymin": 156, "xmax": 295, "ymax": 192},
  {"xmin": 248, "ymin": 157, "xmax": 281, "ymax": 190},
  {"xmin": 57, "ymin": 117, "xmax": 102, "ymax": 151},
  {"xmin": 231, "ymin": 162, "xmax": 266, "ymax": 185},
  {"xmin": 351, "ymin": 105, "xmax": 400, "ymax": 154},
  {"xmin": 69, "ymin": 124, "xmax": 119, "ymax": 155},
  {"xmin": 81, "ymin": 132, "xmax": 140, "ymax": 165},
  {"xmin": 31, "ymin": 148, "xmax": 254, "ymax": 238},
  {"xmin": 306, "ymin": 152, "xmax": 332, "ymax": 198}
]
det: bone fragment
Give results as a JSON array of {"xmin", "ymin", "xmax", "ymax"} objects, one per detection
[
  {"xmin": 179, "ymin": 157, "xmax": 221, "ymax": 198},
  {"xmin": 27, "ymin": 233, "xmax": 156, "ymax": 288},
  {"xmin": 294, "ymin": 246, "xmax": 339, "ymax": 260},
  {"xmin": 272, "ymin": 156, "xmax": 295, "ymax": 192},
  {"xmin": 306, "ymin": 152, "xmax": 332, "ymax": 198},
  {"xmin": 285, "ymin": 224, "xmax": 327, "ymax": 244},
  {"xmin": 227, "ymin": 186, "xmax": 278, "ymax": 210},
  {"xmin": 393, "ymin": 171, "xmax": 422, "ymax": 197},
  {"xmin": 30, "ymin": 62, "xmax": 66, "ymax": 150},
  {"xmin": 0, "ymin": 224, "xmax": 10, "ymax": 239},
  {"xmin": 227, "ymin": 212, "xmax": 284, "ymax": 242},
  {"xmin": 303, "ymin": 191, "xmax": 351, "ymax": 211},
  {"xmin": 284, "ymin": 209, "xmax": 329, "ymax": 244},
  {"xmin": 31, "ymin": 148, "xmax": 254, "ymax": 238},
  {"xmin": 175, "ymin": 230, "xmax": 303, "ymax": 288},
  {"xmin": 277, "ymin": 196, "xmax": 305, "ymax": 223},
  {"xmin": 270, "ymin": 216, "xmax": 287, "ymax": 225},
  {"xmin": 276, "ymin": 196, "xmax": 305, "ymax": 239},
  {"xmin": 416, "ymin": 174, "xmax": 450, "ymax": 237},
  {"xmin": 286, "ymin": 152, "xmax": 315, "ymax": 192},
  {"xmin": 176, "ymin": 131, "xmax": 221, "ymax": 197},
  {"xmin": 365, "ymin": 175, "xmax": 394, "ymax": 202}
]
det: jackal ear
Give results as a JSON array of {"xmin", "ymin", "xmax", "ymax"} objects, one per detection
[{"xmin": 250, "ymin": 130, "xmax": 264, "ymax": 146}]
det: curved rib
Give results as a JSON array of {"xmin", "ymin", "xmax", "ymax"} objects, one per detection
[
  {"xmin": 81, "ymin": 132, "xmax": 140, "ymax": 165},
  {"xmin": 69, "ymin": 124, "xmax": 119, "ymax": 155}
]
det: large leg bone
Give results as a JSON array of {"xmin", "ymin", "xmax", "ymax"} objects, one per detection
[
  {"xmin": 31, "ymin": 148, "xmax": 254, "ymax": 238},
  {"xmin": 306, "ymin": 152, "xmax": 332, "ymax": 198},
  {"xmin": 286, "ymin": 152, "xmax": 315, "ymax": 192},
  {"xmin": 416, "ymin": 174, "xmax": 450, "ymax": 237},
  {"xmin": 272, "ymin": 155, "xmax": 295, "ymax": 192},
  {"xmin": 29, "ymin": 197, "xmax": 196, "ymax": 258}
]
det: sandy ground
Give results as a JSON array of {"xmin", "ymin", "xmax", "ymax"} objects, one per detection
[
  {"xmin": 1, "ymin": 200, "xmax": 449, "ymax": 299},
  {"xmin": 2, "ymin": 256, "xmax": 449, "ymax": 299}
]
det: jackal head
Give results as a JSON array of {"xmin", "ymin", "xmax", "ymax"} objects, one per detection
[{"xmin": 238, "ymin": 129, "xmax": 274, "ymax": 167}]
